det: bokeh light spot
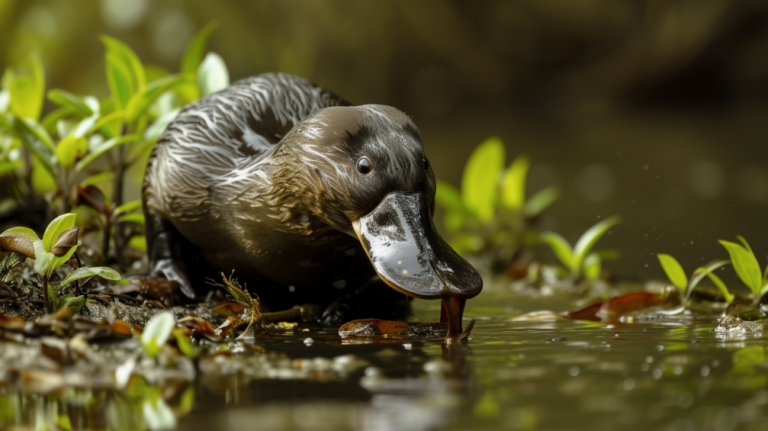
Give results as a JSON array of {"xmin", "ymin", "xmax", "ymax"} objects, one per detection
[
  {"xmin": 578, "ymin": 164, "xmax": 614, "ymax": 201},
  {"xmin": 689, "ymin": 160, "xmax": 724, "ymax": 199}
]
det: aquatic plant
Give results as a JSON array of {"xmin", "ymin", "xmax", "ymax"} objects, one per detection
[
  {"xmin": 540, "ymin": 216, "xmax": 621, "ymax": 281},
  {"xmin": 656, "ymin": 254, "xmax": 732, "ymax": 304},
  {"xmin": 0, "ymin": 213, "xmax": 123, "ymax": 312},
  {"xmin": 141, "ymin": 311, "xmax": 176, "ymax": 359},
  {"xmin": 435, "ymin": 136, "xmax": 559, "ymax": 263},
  {"xmin": 716, "ymin": 236, "xmax": 768, "ymax": 307},
  {"xmin": 0, "ymin": 23, "xmax": 226, "ymax": 267}
]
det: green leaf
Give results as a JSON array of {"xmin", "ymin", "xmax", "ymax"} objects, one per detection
[
  {"xmin": 719, "ymin": 238, "xmax": 763, "ymax": 295},
  {"xmin": 62, "ymin": 295, "xmax": 85, "ymax": 315},
  {"xmin": 32, "ymin": 240, "xmax": 52, "ymax": 277},
  {"xmin": 81, "ymin": 172, "xmax": 114, "ymax": 190},
  {"xmin": 524, "ymin": 186, "xmax": 559, "ymax": 218},
  {"xmin": 500, "ymin": 154, "xmax": 529, "ymax": 210},
  {"xmin": 128, "ymin": 235, "xmax": 147, "ymax": 252},
  {"xmin": 694, "ymin": 267, "xmax": 735, "ymax": 304},
  {"xmin": 583, "ymin": 253, "xmax": 601, "ymax": 281},
  {"xmin": 434, "ymin": 180, "xmax": 464, "ymax": 211},
  {"xmin": 0, "ymin": 227, "xmax": 39, "ymax": 242},
  {"xmin": 56, "ymin": 136, "xmax": 88, "ymax": 169},
  {"xmin": 443, "ymin": 210, "xmax": 466, "ymax": 232},
  {"xmin": 540, "ymin": 232, "xmax": 573, "ymax": 270},
  {"xmin": 0, "ymin": 160, "xmax": 21, "ymax": 176},
  {"xmin": 144, "ymin": 108, "xmax": 179, "ymax": 141},
  {"xmin": 75, "ymin": 134, "xmax": 140, "ymax": 174},
  {"xmin": 182, "ymin": 22, "xmax": 218, "ymax": 75},
  {"xmin": 448, "ymin": 234, "xmax": 484, "ymax": 256},
  {"xmin": 657, "ymin": 253, "xmax": 687, "ymax": 293},
  {"xmin": 15, "ymin": 116, "xmax": 56, "ymax": 176},
  {"xmin": 48, "ymin": 89, "xmax": 93, "ymax": 117},
  {"xmin": 47, "ymin": 245, "xmax": 77, "ymax": 279},
  {"xmin": 60, "ymin": 266, "xmax": 121, "ymax": 287},
  {"xmin": 572, "ymin": 216, "xmax": 621, "ymax": 273},
  {"xmin": 174, "ymin": 331, "xmax": 199, "ymax": 359},
  {"xmin": 0, "ymin": 227, "xmax": 38, "ymax": 258},
  {"xmin": 87, "ymin": 111, "xmax": 124, "ymax": 138},
  {"xmin": 197, "ymin": 52, "xmax": 229, "ymax": 97},
  {"xmin": 8, "ymin": 52, "xmax": 45, "ymax": 120},
  {"xmin": 118, "ymin": 213, "xmax": 145, "ymax": 225},
  {"xmin": 141, "ymin": 311, "xmax": 175, "ymax": 359},
  {"xmin": 31, "ymin": 158, "xmax": 56, "ymax": 193},
  {"xmin": 42, "ymin": 213, "xmax": 77, "ymax": 253},
  {"xmin": 461, "ymin": 136, "xmax": 504, "ymax": 222},
  {"xmin": 105, "ymin": 52, "xmax": 134, "ymax": 111},
  {"xmin": 41, "ymin": 106, "xmax": 75, "ymax": 134},
  {"xmin": 0, "ymin": 90, "xmax": 9, "ymax": 113},
  {"xmin": 48, "ymin": 284, "xmax": 61, "ymax": 312},
  {"xmin": 142, "ymin": 397, "xmax": 176, "ymax": 430},
  {"xmin": 114, "ymin": 200, "xmax": 142, "ymax": 216},
  {"xmin": 101, "ymin": 35, "xmax": 145, "ymax": 93},
  {"xmin": 125, "ymin": 75, "xmax": 185, "ymax": 124},
  {"xmin": 16, "ymin": 115, "xmax": 55, "ymax": 152},
  {"xmin": 71, "ymin": 115, "xmax": 100, "ymax": 139},
  {"xmin": 178, "ymin": 387, "xmax": 195, "ymax": 414},
  {"xmin": 688, "ymin": 260, "xmax": 729, "ymax": 298}
]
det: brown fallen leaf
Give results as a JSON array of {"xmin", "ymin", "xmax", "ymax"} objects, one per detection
[
  {"xmin": 211, "ymin": 302, "xmax": 246, "ymax": 317},
  {"xmin": 567, "ymin": 292, "xmax": 666, "ymax": 321},
  {"xmin": 177, "ymin": 316, "xmax": 216, "ymax": 335},
  {"xmin": 114, "ymin": 276, "xmax": 180, "ymax": 299},
  {"xmin": 339, "ymin": 319, "xmax": 412, "ymax": 337},
  {"xmin": 216, "ymin": 316, "xmax": 246, "ymax": 337}
]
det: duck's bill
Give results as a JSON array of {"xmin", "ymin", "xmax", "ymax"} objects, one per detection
[{"xmin": 351, "ymin": 192, "xmax": 483, "ymax": 343}]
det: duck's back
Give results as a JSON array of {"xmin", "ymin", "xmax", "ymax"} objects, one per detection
[{"xmin": 144, "ymin": 73, "xmax": 349, "ymax": 221}]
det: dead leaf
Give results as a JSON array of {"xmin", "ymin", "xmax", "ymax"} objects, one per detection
[
  {"xmin": 211, "ymin": 302, "xmax": 245, "ymax": 317},
  {"xmin": 567, "ymin": 292, "xmax": 666, "ymax": 321},
  {"xmin": 177, "ymin": 316, "xmax": 216, "ymax": 335},
  {"xmin": 339, "ymin": 319, "xmax": 412, "ymax": 337}
]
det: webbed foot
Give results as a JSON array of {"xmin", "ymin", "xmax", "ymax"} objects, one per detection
[{"xmin": 149, "ymin": 258, "xmax": 198, "ymax": 300}]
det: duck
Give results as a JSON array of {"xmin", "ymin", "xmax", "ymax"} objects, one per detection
[{"xmin": 142, "ymin": 72, "xmax": 482, "ymax": 343}]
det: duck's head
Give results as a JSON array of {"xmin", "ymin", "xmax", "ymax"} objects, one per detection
[{"xmin": 275, "ymin": 105, "xmax": 482, "ymax": 343}]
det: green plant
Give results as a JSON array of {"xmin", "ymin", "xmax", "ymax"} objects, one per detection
[
  {"xmin": 657, "ymin": 254, "xmax": 732, "ymax": 304},
  {"xmin": 541, "ymin": 216, "xmax": 621, "ymax": 281},
  {"xmin": 435, "ymin": 136, "xmax": 560, "ymax": 261},
  {"xmin": 141, "ymin": 311, "xmax": 175, "ymax": 359},
  {"xmin": 0, "ymin": 23, "xmax": 227, "ymax": 268},
  {"xmin": 0, "ymin": 213, "xmax": 124, "ymax": 312},
  {"xmin": 717, "ymin": 236, "xmax": 768, "ymax": 307}
]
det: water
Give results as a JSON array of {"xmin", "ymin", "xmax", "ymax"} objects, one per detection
[{"xmin": 3, "ymin": 291, "xmax": 768, "ymax": 431}]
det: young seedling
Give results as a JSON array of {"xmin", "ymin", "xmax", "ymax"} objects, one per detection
[
  {"xmin": 718, "ymin": 236, "xmax": 768, "ymax": 307},
  {"xmin": 434, "ymin": 136, "xmax": 560, "ymax": 258},
  {"xmin": 1, "ymin": 23, "xmax": 223, "ymax": 267},
  {"xmin": 657, "ymin": 254, "xmax": 731, "ymax": 304},
  {"xmin": 141, "ymin": 311, "xmax": 175, "ymax": 359},
  {"xmin": 0, "ymin": 213, "xmax": 124, "ymax": 313},
  {"xmin": 541, "ymin": 216, "xmax": 621, "ymax": 281}
]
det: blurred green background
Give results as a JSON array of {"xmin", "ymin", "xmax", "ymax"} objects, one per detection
[{"xmin": 2, "ymin": 0, "xmax": 767, "ymax": 282}]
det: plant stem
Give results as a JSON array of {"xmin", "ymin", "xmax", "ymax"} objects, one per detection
[
  {"xmin": 42, "ymin": 276, "xmax": 50, "ymax": 313},
  {"xmin": 112, "ymin": 128, "xmax": 128, "ymax": 271},
  {"xmin": 101, "ymin": 216, "xmax": 111, "ymax": 263}
]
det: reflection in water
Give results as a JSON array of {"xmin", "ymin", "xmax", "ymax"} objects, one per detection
[{"xmin": 5, "ymin": 293, "xmax": 768, "ymax": 430}]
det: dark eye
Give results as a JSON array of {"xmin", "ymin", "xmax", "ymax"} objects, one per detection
[
  {"xmin": 357, "ymin": 157, "xmax": 372, "ymax": 174},
  {"xmin": 423, "ymin": 157, "xmax": 430, "ymax": 171}
]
